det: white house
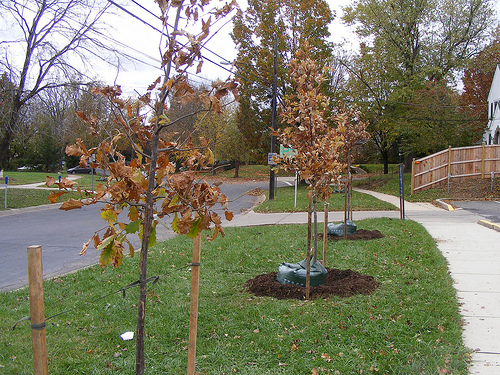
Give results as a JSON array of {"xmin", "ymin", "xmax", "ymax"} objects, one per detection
[{"xmin": 484, "ymin": 64, "xmax": 500, "ymax": 144}]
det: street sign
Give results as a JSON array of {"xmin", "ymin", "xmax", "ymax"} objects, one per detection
[
  {"xmin": 280, "ymin": 145, "xmax": 297, "ymax": 158},
  {"xmin": 268, "ymin": 153, "xmax": 278, "ymax": 165}
]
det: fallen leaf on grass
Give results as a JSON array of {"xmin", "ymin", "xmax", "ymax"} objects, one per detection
[{"xmin": 321, "ymin": 353, "xmax": 332, "ymax": 362}]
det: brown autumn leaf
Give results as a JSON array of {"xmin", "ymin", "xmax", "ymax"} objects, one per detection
[
  {"xmin": 45, "ymin": 176, "xmax": 55, "ymax": 187},
  {"xmin": 320, "ymin": 353, "xmax": 332, "ymax": 362},
  {"xmin": 65, "ymin": 143, "xmax": 84, "ymax": 157},
  {"xmin": 60, "ymin": 199, "xmax": 84, "ymax": 211},
  {"xmin": 79, "ymin": 238, "xmax": 91, "ymax": 256},
  {"xmin": 48, "ymin": 191, "xmax": 66, "ymax": 203}
]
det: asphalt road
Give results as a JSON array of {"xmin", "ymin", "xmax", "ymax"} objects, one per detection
[
  {"xmin": 0, "ymin": 178, "xmax": 287, "ymax": 292},
  {"xmin": 450, "ymin": 200, "xmax": 500, "ymax": 223}
]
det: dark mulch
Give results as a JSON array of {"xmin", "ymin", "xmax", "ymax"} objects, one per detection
[
  {"xmin": 245, "ymin": 228, "xmax": 383, "ymax": 300},
  {"xmin": 319, "ymin": 229, "xmax": 384, "ymax": 241},
  {"xmin": 245, "ymin": 268, "xmax": 380, "ymax": 300}
]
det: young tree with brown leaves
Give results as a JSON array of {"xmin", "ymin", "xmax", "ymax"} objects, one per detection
[
  {"xmin": 46, "ymin": 1, "xmax": 238, "ymax": 374},
  {"xmin": 277, "ymin": 45, "xmax": 344, "ymax": 297}
]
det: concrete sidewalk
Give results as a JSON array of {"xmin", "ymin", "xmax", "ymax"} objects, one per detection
[{"xmin": 225, "ymin": 189, "xmax": 500, "ymax": 374}]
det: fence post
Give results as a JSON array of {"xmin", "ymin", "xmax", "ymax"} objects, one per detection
[
  {"xmin": 187, "ymin": 235, "xmax": 202, "ymax": 375},
  {"xmin": 411, "ymin": 159, "xmax": 415, "ymax": 195},
  {"xmin": 27, "ymin": 245, "xmax": 48, "ymax": 375},
  {"xmin": 481, "ymin": 142, "xmax": 486, "ymax": 179},
  {"xmin": 322, "ymin": 203, "xmax": 328, "ymax": 267},
  {"xmin": 447, "ymin": 146, "xmax": 452, "ymax": 176}
]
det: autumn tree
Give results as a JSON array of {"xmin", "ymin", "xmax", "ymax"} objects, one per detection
[
  {"xmin": 277, "ymin": 45, "xmax": 347, "ymax": 297},
  {"xmin": 0, "ymin": 0, "xmax": 114, "ymax": 168},
  {"xmin": 231, "ymin": 0, "xmax": 334, "ymax": 158},
  {"xmin": 403, "ymin": 80, "xmax": 481, "ymax": 153},
  {"xmin": 211, "ymin": 104, "xmax": 251, "ymax": 177},
  {"xmin": 341, "ymin": 0, "xmax": 495, "ymax": 169},
  {"xmin": 47, "ymin": 1, "xmax": 238, "ymax": 374},
  {"xmin": 460, "ymin": 30, "xmax": 500, "ymax": 131}
]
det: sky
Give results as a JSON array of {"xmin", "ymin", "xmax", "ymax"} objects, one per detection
[
  {"xmin": 1, "ymin": 0, "xmax": 498, "ymax": 97},
  {"xmin": 91, "ymin": 0, "xmax": 358, "ymax": 96}
]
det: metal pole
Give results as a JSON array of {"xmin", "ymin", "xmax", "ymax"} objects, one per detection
[
  {"xmin": 269, "ymin": 37, "xmax": 278, "ymax": 200},
  {"xmin": 4, "ymin": 176, "xmax": 7, "ymax": 209},
  {"xmin": 294, "ymin": 172, "xmax": 298, "ymax": 207}
]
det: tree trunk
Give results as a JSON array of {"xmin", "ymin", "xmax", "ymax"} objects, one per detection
[
  {"xmin": 0, "ymin": 130, "xmax": 13, "ymax": 169},
  {"xmin": 135, "ymin": 5, "xmax": 182, "ymax": 371},
  {"xmin": 135, "ymin": 133, "xmax": 159, "ymax": 375},
  {"xmin": 0, "ymin": 99, "xmax": 21, "ymax": 169},
  {"xmin": 233, "ymin": 160, "xmax": 240, "ymax": 178},
  {"xmin": 382, "ymin": 149, "xmax": 390, "ymax": 174}
]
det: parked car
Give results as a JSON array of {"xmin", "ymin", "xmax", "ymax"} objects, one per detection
[
  {"xmin": 17, "ymin": 165, "xmax": 33, "ymax": 171},
  {"xmin": 67, "ymin": 166, "xmax": 93, "ymax": 174}
]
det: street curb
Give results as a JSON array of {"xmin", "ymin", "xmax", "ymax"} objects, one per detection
[
  {"xmin": 478, "ymin": 219, "xmax": 500, "ymax": 232},
  {"xmin": 435, "ymin": 199, "xmax": 456, "ymax": 211},
  {"xmin": 0, "ymin": 202, "xmax": 62, "ymax": 217}
]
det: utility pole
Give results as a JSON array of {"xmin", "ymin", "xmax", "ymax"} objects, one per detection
[{"xmin": 269, "ymin": 36, "xmax": 278, "ymax": 200}]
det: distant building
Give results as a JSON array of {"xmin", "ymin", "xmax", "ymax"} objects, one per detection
[{"xmin": 485, "ymin": 64, "xmax": 500, "ymax": 144}]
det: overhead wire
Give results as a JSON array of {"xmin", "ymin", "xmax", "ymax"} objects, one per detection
[{"xmin": 104, "ymin": 0, "xmax": 285, "ymax": 102}]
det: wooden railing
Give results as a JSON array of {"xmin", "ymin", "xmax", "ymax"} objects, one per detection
[{"xmin": 411, "ymin": 144, "xmax": 500, "ymax": 194}]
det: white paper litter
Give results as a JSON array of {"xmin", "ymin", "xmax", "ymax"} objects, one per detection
[{"xmin": 120, "ymin": 331, "xmax": 134, "ymax": 341}]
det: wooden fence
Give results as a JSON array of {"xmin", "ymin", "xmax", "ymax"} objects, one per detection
[{"xmin": 411, "ymin": 144, "xmax": 500, "ymax": 194}]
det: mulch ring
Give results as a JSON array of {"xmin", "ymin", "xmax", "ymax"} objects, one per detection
[
  {"xmin": 319, "ymin": 229, "xmax": 384, "ymax": 241},
  {"xmin": 245, "ymin": 268, "xmax": 379, "ymax": 300}
]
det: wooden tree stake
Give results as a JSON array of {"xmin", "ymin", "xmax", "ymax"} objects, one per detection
[
  {"xmin": 27, "ymin": 245, "xmax": 48, "ymax": 375},
  {"xmin": 306, "ymin": 196, "xmax": 312, "ymax": 299},
  {"xmin": 322, "ymin": 202, "xmax": 328, "ymax": 266},
  {"xmin": 187, "ymin": 234, "xmax": 202, "ymax": 375}
]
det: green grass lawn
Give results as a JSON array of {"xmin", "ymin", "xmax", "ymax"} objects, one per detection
[
  {"xmin": 0, "ymin": 188, "xmax": 83, "ymax": 210},
  {"xmin": 1, "ymin": 171, "xmax": 65, "ymax": 185},
  {"xmin": 0, "ymin": 219, "xmax": 469, "ymax": 374},
  {"xmin": 353, "ymin": 171, "xmax": 446, "ymax": 203},
  {"xmin": 0, "ymin": 172, "xmax": 102, "ymax": 210},
  {"xmin": 256, "ymin": 184, "xmax": 397, "ymax": 212}
]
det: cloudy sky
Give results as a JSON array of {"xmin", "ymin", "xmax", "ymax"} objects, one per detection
[
  {"xmin": 1, "ymin": 0, "xmax": 497, "ymax": 97},
  {"xmin": 92, "ymin": 0, "xmax": 358, "ymax": 96}
]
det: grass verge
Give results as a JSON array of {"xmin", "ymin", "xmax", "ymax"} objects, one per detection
[
  {"xmin": 0, "ymin": 171, "xmax": 64, "ymax": 185},
  {"xmin": 0, "ymin": 189, "xmax": 83, "ymax": 210},
  {"xmin": 1, "ymin": 219, "xmax": 469, "ymax": 374},
  {"xmin": 353, "ymin": 171, "xmax": 445, "ymax": 203},
  {"xmin": 256, "ymin": 184, "xmax": 397, "ymax": 213}
]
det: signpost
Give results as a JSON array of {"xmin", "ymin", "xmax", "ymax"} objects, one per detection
[
  {"xmin": 4, "ymin": 176, "xmax": 7, "ymax": 209},
  {"xmin": 279, "ymin": 145, "xmax": 299, "ymax": 207}
]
